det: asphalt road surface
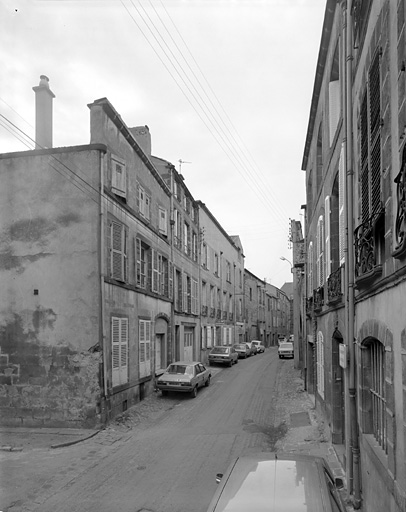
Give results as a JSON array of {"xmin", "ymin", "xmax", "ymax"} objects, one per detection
[{"xmin": 3, "ymin": 348, "xmax": 287, "ymax": 512}]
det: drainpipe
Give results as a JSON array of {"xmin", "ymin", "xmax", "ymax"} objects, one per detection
[
  {"xmin": 169, "ymin": 166, "xmax": 176, "ymax": 363},
  {"xmin": 344, "ymin": 1, "xmax": 361, "ymax": 508},
  {"xmin": 99, "ymin": 152, "xmax": 108, "ymax": 415}
]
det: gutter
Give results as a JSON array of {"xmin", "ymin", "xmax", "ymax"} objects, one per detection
[{"xmin": 343, "ymin": 1, "xmax": 361, "ymax": 508}]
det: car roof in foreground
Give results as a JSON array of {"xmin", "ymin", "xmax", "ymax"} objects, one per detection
[
  {"xmin": 166, "ymin": 361, "xmax": 201, "ymax": 366},
  {"xmin": 208, "ymin": 452, "xmax": 332, "ymax": 512}
]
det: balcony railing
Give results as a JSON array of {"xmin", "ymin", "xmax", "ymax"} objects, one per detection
[
  {"xmin": 354, "ymin": 207, "xmax": 383, "ymax": 282},
  {"xmin": 313, "ymin": 286, "xmax": 324, "ymax": 312},
  {"xmin": 394, "ymin": 152, "xmax": 406, "ymax": 257},
  {"xmin": 201, "ymin": 305, "xmax": 208, "ymax": 316},
  {"xmin": 327, "ymin": 266, "xmax": 343, "ymax": 304}
]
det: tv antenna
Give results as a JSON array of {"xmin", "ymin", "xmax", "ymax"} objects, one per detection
[{"xmin": 178, "ymin": 159, "xmax": 191, "ymax": 174}]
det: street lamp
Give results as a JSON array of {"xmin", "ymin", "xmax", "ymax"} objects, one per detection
[{"xmin": 280, "ymin": 256, "xmax": 293, "ymax": 269}]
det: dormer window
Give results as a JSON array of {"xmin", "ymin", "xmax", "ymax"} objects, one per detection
[{"xmin": 111, "ymin": 156, "xmax": 127, "ymax": 199}]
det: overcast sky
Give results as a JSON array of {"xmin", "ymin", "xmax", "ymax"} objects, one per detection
[{"xmin": 1, "ymin": 0, "xmax": 325, "ymax": 289}]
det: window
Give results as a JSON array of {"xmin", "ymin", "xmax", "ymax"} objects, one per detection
[
  {"xmin": 111, "ymin": 316, "xmax": 128, "ymax": 387},
  {"xmin": 338, "ymin": 145, "xmax": 345, "ymax": 264},
  {"xmin": 316, "ymin": 216, "xmax": 325, "ymax": 287},
  {"xmin": 139, "ymin": 319, "xmax": 151, "ymax": 379},
  {"xmin": 192, "ymin": 231, "xmax": 198, "ymax": 261},
  {"xmin": 111, "ymin": 156, "xmax": 127, "ymax": 199},
  {"xmin": 158, "ymin": 207, "xmax": 168, "ymax": 236},
  {"xmin": 329, "ymin": 44, "xmax": 340, "ymax": 146},
  {"xmin": 137, "ymin": 183, "xmax": 151, "ymax": 220},
  {"xmin": 360, "ymin": 51, "xmax": 381, "ymax": 224},
  {"xmin": 226, "ymin": 261, "xmax": 231, "ymax": 282},
  {"xmin": 307, "ymin": 241, "xmax": 314, "ymax": 295},
  {"xmin": 135, "ymin": 238, "xmax": 148, "ymax": 289},
  {"xmin": 362, "ymin": 339, "xmax": 387, "ymax": 453},
  {"xmin": 214, "ymin": 252, "xmax": 219, "ymax": 276},
  {"xmin": 108, "ymin": 220, "xmax": 128, "ymax": 282},
  {"xmin": 316, "ymin": 331, "xmax": 325, "ymax": 399},
  {"xmin": 175, "ymin": 269, "xmax": 182, "ymax": 311},
  {"xmin": 202, "ymin": 242, "xmax": 208, "ymax": 268},
  {"xmin": 184, "ymin": 274, "xmax": 192, "ymax": 313},
  {"xmin": 184, "ymin": 222, "xmax": 190, "ymax": 256},
  {"xmin": 325, "ymin": 196, "xmax": 331, "ymax": 279},
  {"xmin": 174, "ymin": 209, "xmax": 182, "ymax": 249},
  {"xmin": 192, "ymin": 279, "xmax": 198, "ymax": 315}
]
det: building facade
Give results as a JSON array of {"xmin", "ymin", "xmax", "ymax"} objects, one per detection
[
  {"xmin": 301, "ymin": 2, "xmax": 406, "ymax": 511},
  {"xmin": 0, "ymin": 77, "xmax": 292, "ymax": 429}
]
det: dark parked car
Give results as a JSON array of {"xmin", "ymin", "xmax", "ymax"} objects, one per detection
[
  {"xmin": 233, "ymin": 343, "xmax": 250, "ymax": 358},
  {"xmin": 156, "ymin": 361, "xmax": 211, "ymax": 398},
  {"xmin": 208, "ymin": 346, "xmax": 238, "ymax": 366},
  {"xmin": 206, "ymin": 452, "xmax": 346, "ymax": 512}
]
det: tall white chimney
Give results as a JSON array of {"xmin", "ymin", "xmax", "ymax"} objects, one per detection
[{"xmin": 32, "ymin": 75, "xmax": 55, "ymax": 149}]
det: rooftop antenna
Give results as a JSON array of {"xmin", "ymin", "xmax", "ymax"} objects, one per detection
[{"xmin": 178, "ymin": 159, "xmax": 191, "ymax": 175}]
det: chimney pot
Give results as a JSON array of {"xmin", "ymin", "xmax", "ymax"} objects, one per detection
[{"xmin": 33, "ymin": 75, "xmax": 55, "ymax": 149}]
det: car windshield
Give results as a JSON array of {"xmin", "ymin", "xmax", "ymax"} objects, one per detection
[
  {"xmin": 211, "ymin": 347, "xmax": 229, "ymax": 354},
  {"xmin": 234, "ymin": 344, "xmax": 245, "ymax": 350},
  {"xmin": 166, "ymin": 364, "xmax": 193, "ymax": 375},
  {"xmin": 252, "ymin": 342, "xmax": 259, "ymax": 345},
  {"xmin": 280, "ymin": 343, "xmax": 293, "ymax": 349}
]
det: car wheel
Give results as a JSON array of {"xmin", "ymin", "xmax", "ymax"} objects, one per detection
[
  {"xmin": 191, "ymin": 386, "xmax": 198, "ymax": 398},
  {"xmin": 228, "ymin": 360, "xmax": 233, "ymax": 367},
  {"xmin": 279, "ymin": 355, "xmax": 282, "ymax": 359},
  {"xmin": 235, "ymin": 358, "xmax": 238, "ymax": 364},
  {"xmin": 205, "ymin": 375, "xmax": 211, "ymax": 387},
  {"xmin": 162, "ymin": 390, "xmax": 168, "ymax": 396}
]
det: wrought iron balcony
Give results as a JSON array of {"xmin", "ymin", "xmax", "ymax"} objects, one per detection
[
  {"xmin": 327, "ymin": 266, "xmax": 343, "ymax": 304},
  {"xmin": 354, "ymin": 208, "xmax": 383, "ymax": 282},
  {"xmin": 393, "ymin": 151, "xmax": 406, "ymax": 257},
  {"xmin": 313, "ymin": 286, "xmax": 324, "ymax": 312}
]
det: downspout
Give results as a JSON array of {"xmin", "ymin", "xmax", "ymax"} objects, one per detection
[
  {"xmin": 99, "ymin": 151, "xmax": 108, "ymax": 417},
  {"xmin": 169, "ymin": 166, "xmax": 175, "ymax": 363},
  {"xmin": 344, "ymin": 1, "xmax": 361, "ymax": 508}
]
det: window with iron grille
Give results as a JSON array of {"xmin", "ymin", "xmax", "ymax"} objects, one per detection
[
  {"xmin": 362, "ymin": 339, "xmax": 387, "ymax": 453},
  {"xmin": 360, "ymin": 51, "xmax": 381, "ymax": 224}
]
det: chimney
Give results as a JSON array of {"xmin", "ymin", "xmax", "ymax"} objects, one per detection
[
  {"xmin": 32, "ymin": 75, "xmax": 55, "ymax": 149},
  {"xmin": 129, "ymin": 125, "xmax": 151, "ymax": 156}
]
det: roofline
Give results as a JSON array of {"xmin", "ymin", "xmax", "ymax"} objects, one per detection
[
  {"xmin": 88, "ymin": 97, "xmax": 171, "ymax": 196},
  {"xmin": 0, "ymin": 143, "xmax": 107, "ymax": 160},
  {"xmin": 301, "ymin": 0, "xmax": 337, "ymax": 171},
  {"xmin": 196, "ymin": 200, "xmax": 244, "ymax": 256}
]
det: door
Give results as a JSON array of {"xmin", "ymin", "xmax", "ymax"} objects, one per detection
[{"xmin": 184, "ymin": 328, "xmax": 193, "ymax": 362}]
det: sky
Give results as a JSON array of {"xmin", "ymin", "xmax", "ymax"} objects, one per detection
[{"xmin": 0, "ymin": 0, "xmax": 326, "ymax": 289}]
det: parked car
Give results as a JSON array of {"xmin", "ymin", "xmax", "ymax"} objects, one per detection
[
  {"xmin": 208, "ymin": 346, "xmax": 238, "ymax": 366},
  {"xmin": 251, "ymin": 340, "xmax": 265, "ymax": 353},
  {"xmin": 233, "ymin": 343, "xmax": 250, "ymax": 359},
  {"xmin": 277, "ymin": 335, "xmax": 287, "ymax": 345},
  {"xmin": 245, "ymin": 341, "xmax": 257, "ymax": 355},
  {"xmin": 289, "ymin": 334, "xmax": 294, "ymax": 342},
  {"xmin": 278, "ymin": 341, "xmax": 294, "ymax": 359},
  {"xmin": 156, "ymin": 361, "xmax": 211, "ymax": 398},
  {"xmin": 206, "ymin": 452, "xmax": 346, "ymax": 512}
]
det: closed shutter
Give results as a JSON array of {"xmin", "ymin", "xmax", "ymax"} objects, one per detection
[
  {"xmin": 111, "ymin": 221, "xmax": 127, "ymax": 282},
  {"xmin": 112, "ymin": 317, "xmax": 128, "ymax": 387},
  {"xmin": 317, "ymin": 331, "xmax": 325, "ymax": 399},
  {"xmin": 325, "ymin": 196, "xmax": 331, "ymax": 279},
  {"xmin": 139, "ymin": 320, "xmax": 151, "ymax": 379},
  {"xmin": 111, "ymin": 159, "xmax": 127, "ymax": 198},
  {"xmin": 169, "ymin": 262, "xmax": 173, "ymax": 299},
  {"xmin": 316, "ymin": 216, "xmax": 324, "ymax": 287},
  {"xmin": 308, "ymin": 242, "xmax": 313, "ymax": 297},
  {"xmin": 329, "ymin": 80, "xmax": 340, "ymax": 146},
  {"xmin": 151, "ymin": 249, "xmax": 159, "ymax": 293},
  {"xmin": 338, "ymin": 144, "xmax": 346, "ymax": 264}
]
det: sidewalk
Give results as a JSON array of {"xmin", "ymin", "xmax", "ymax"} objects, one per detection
[{"xmin": 273, "ymin": 359, "xmax": 354, "ymax": 511}]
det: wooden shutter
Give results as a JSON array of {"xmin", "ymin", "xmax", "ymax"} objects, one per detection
[
  {"xmin": 325, "ymin": 196, "xmax": 331, "ymax": 278},
  {"xmin": 308, "ymin": 242, "xmax": 313, "ymax": 297},
  {"xmin": 139, "ymin": 320, "xmax": 151, "ymax": 379},
  {"xmin": 169, "ymin": 261, "xmax": 173, "ymax": 299},
  {"xmin": 338, "ymin": 144, "xmax": 345, "ymax": 265},
  {"xmin": 111, "ymin": 159, "xmax": 127, "ymax": 198},
  {"xmin": 369, "ymin": 51, "xmax": 381, "ymax": 216},
  {"xmin": 111, "ymin": 221, "xmax": 125, "ymax": 281},
  {"xmin": 151, "ymin": 249, "xmax": 159, "ymax": 293},
  {"xmin": 329, "ymin": 80, "xmax": 340, "ymax": 146},
  {"xmin": 316, "ymin": 216, "xmax": 324, "ymax": 287},
  {"xmin": 112, "ymin": 317, "xmax": 128, "ymax": 387}
]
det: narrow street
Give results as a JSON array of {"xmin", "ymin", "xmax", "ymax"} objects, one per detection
[{"xmin": 3, "ymin": 348, "xmax": 287, "ymax": 512}]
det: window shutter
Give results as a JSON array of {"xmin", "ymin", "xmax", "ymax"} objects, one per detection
[
  {"xmin": 159, "ymin": 207, "xmax": 167, "ymax": 235},
  {"xmin": 111, "ymin": 221, "xmax": 123, "ymax": 281},
  {"xmin": 316, "ymin": 216, "xmax": 324, "ymax": 287},
  {"xmin": 139, "ymin": 320, "xmax": 151, "ymax": 379},
  {"xmin": 369, "ymin": 51, "xmax": 381, "ymax": 216},
  {"xmin": 112, "ymin": 317, "xmax": 128, "ymax": 387},
  {"xmin": 169, "ymin": 261, "xmax": 173, "ymax": 299},
  {"xmin": 183, "ymin": 273, "xmax": 187, "ymax": 312},
  {"xmin": 136, "ymin": 238, "xmax": 142, "ymax": 287},
  {"xmin": 111, "ymin": 159, "xmax": 127, "ymax": 198},
  {"xmin": 325, "ymin": 196, "xmax": 331, "ymax": 278},
  {"xmin": 120, "ymin": 318, "xmax": 128, "ymax": 382},
  {"xmin": 308, "ymin": 242, "xmax": 313, "ymax": 297},
  {"xmin": 151, "ymin": 249, "xmax": 159, "ymax": 293},
  {"xmin": 328, "ymin": 80, "xmax": 340, "ymax": 146},
  {"xmin": 338, "ymin": 144, "xmax": 345, "ymax": 265}
]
